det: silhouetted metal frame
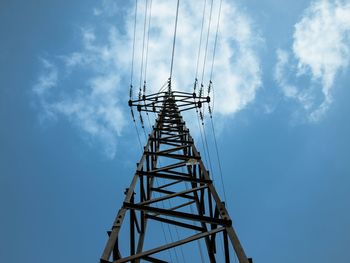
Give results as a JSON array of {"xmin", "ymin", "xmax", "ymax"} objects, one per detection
[{"xmin": 100, "ymin": 91, "xmax": 252, "ymax": 263}]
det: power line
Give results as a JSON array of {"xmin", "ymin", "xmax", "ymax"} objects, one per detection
[
  {"xmin": 159, "ymin": 165, "xmax": 186, "ymax": 261},
  {"xmin": 195, "ymin": 0, "xmax": 207, "ymax": 80},
  {"xmin": 144, "ymin": 0, "xmax": 153, "ymax": 84},
  {"xmin": 169, "ymin": 0, "xmax": 180, "ymax": 80},
  {"xmin": 196, "ymin": 109, "xmax": 209, "ymax": 166},
  {"xmin": 198, "ymin": 0, "xmax": 213, "ymax": 152},
  {"xmin": 155, "ymin": 164, "xmax": 180, "ymax": 263},
  {"xmin": 130, "ymin": 109, "xmax": 143, "ymax": 152},
  {"xmin": 201, "ymin": 118, "xmax": 215, "ymax": 183},
  {"xmin": 209, "ymin": 113, "xmax": 227, "ymax": 202},
  {"xmin": 143, "ymin": 0, "xmax": 153, "ymax": 132},
  {"xmin": 200, "ymin": 0, "xmax": 214, "ymax": 85},
  {"xmin": 166, "ymin": 197, "xmax": 185, "ymax": 262},
  {"xmin": 139, "ymin": 0, "xmax": 148, "ymax": 99},
  {"xmin": 206, "ymin": 0, "xmax": 226, "ymax": 203},
  {"xmin": 209, "ymin": 0, "xmax": 223, "ymax": 82},
  {"xmin": 184, "ymin": 181, "xmax": 205, "ymax": 263},
  {"xmin": 154, "ymin": 178, "xmax": 176, "ymax": 262},
  {"xmin": 139, "ymin": 111, "xmax": 148, "ymax": 142},
  {"xmin": 129, "ymin": 0, "xmax": 138, "ymax": 99}
]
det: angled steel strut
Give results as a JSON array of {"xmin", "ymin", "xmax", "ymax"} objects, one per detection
[{"xmin": 100, "ymin": 87, "xmax": 252, "ymax": 263}]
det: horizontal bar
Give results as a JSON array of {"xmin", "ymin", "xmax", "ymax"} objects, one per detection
[
  {"xmin": 150, "ymin": 188, "xmax": 196, "ymax": 201},
  {"xmin": 113, "ymin": 227, "xmax": 225, "ymax": 263},
  {"xmin": 146, "ymin": 214, "xmax": 205, "ymax": 232},
  {"xmin": 138, "ymin": 185, "xmax": 207, "ymax": 206},
  {"xmin": 142, "ymin": 255, "xmax": 167, "ymax": 263},
  {"xmin": 169, "ymin": 200, "xmax": 196, "ymax": 211},
  {"xmin": 138, "ymin": 170, "xmax": 211, "ymax": 184},
  {"xmin": 145, "ymin": 151, "xmax": 199, "ymax": 161},
  {"xmin": 123, "ymin": 203, "xmax": 231, "ymax": 226},
  {"xmin": 156, "ymin": 145, "xmax": 190, "ymax": 154},
  {"xmin": 150, "ymin": 161, "xmax": 187, "ymax": 173},
  {"xmin": 156, "ymin": 179, "xmax": 182, "ymax": 189}
]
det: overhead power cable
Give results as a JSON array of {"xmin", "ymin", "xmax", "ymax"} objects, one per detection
[
  {"xmin": 156, "ymin": 162, "xmax": 180, "ymax": 262},
  {"xmin": 144, "ymin": 0, "xmax": 153, "ymax": 85},
  {"xmin": 166, "ymin": 198, "xmax": 185, "ymax": 262},
  {"xmin": 154, "ymin": 178, "xmax": 176, "ymax": 262},
  {"xmin": 206, "ymin": 0, "xmax": 226, "ymax": 203},
  {"xmin": 209, "ymin": 0, "xmax": 223, "ymax": 82},
  {"xmin": 128, "ymin": 0, "xmax": 144, "ymax": 154},
  {"xmin": 129, "ymin": 0, "xmax": 138, "ymax": 99},
  {"xmin": 182, "ymin": 175, "xmax": 204, "ymax": 263},
  {"xmin": 195, "ymin": 0, "xmax": 207, "ymax": 82},
  {"xmin": 139, "ymin": 0, "xmax": 148, "ymax": 99},
  {"xmin": 130, "ymin": 109, "xmax": 143, "ymax": 152},
  {"xmin": 200, "ymin": 0, "xmax": 214, "ymax": 85},
  {"xmin": 143, "ymin": 0, "xmax": 153, "ymax": 132},
  {"xmin": 196, "ymin": 110, "xmax": 208, "ymax": 166},
  {"xmin": 209, "ymin": 114, "xmax": 227, "ymax": 202},
  {"xmin": 201, "ymin": 118, "xmax": 214, "ymax": 182},
  {"xmin": 169, "ymin": 0, "xmax": 180, "ymax": 80},
  {"xmin": 199, "ymin": 0, "xmax": 213, "ymax": 129}
]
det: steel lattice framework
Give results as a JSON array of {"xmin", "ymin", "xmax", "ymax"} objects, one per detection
[{"xmin": 100, "ymin": 88, "xmax": 252, "ymax": 263}]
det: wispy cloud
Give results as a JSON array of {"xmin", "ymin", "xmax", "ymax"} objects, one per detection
[
  {"xmin": 33, "ymin": 59, "xmax": 58, "ymax": 96},
  {"xmin": 33, "ymin": 0, "xmax": 262, "ymax": 157},
  {"xmin": 34, "ymin": 26, "xmax": 127, "ymax": 158},
  {"xmin": 274, "ymin": 49, "xmax": 314, "ymax": 111},
  {"xmin": 275, "ymin": 0, "xmax": 350, "ymax": 122}
]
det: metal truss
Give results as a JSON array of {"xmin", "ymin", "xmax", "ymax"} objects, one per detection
[
  {"xmin": 128, "ymin": 90, "xmax": 210, "ymax": 113},
  {"xmin": 101, "ymin": 90, "xmax": 252, "ymax": 263}
]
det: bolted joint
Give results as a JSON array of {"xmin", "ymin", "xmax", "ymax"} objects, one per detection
[
  {"xmin": 128, "ymin": 100, "xmax": 132, "ymax": 107},
  {"xmin": 124, "ymin": 188, "xmax": 129, "ymax": 195},
  {"xmin": 124, "ymin": 189, "xmax": 136, "ymax": 197}
]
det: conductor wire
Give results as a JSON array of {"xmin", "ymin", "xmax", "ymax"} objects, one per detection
[
  {"xmin": 129, "ymin": 0, "xmax": 138, "ymax": 99},
  {"xmin": 169, "ymin": 0, "xmax": 180, "ymax": 80}
]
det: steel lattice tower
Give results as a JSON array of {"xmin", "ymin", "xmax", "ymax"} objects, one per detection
[{"xmin": 100, "ymin": 86, "xmax": 252, "ymax": 263}]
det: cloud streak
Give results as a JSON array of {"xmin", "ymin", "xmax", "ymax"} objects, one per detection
[
  {"xmin": 275, "ymin": 0, "xmax": 350, "ymax": 122},
  {"xmin": 33, "ymin": 0, "xmax": 262, "ymax": 157}
]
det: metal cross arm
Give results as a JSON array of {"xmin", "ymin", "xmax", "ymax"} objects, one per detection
[{"xmin": 128, "ymin": 90, "xmax": 210, "ymax": 113}]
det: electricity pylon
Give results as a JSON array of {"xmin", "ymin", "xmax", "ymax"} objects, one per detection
[{"xmin": 100, "ymin": 83, "xmax": 252, "ymax": 263}]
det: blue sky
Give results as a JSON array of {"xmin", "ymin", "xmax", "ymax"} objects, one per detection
[{"xmin": 1, "ymin": 0, "xmax": 350, "ymax": 262}]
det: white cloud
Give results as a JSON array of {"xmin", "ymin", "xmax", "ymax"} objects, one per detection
[
  {"xmin": 50, "ymin": 74, "xmax": 125, "ymax": 158},
  {"xmin": 93, "ymin": 8, "xmax": 102, "ymax": 16},
  {"xmin": 34, "ymin": 29, "xmax": 127, "ymax": 158},
  {"xmin": 33, "ymin": 0, "xmax": 262, "ymax": 157},
  {"xmin": 275, "ymin": 0, "xmax": 350, "ymax": 122},
  {"xmin": 274, "ymin": 49, "xmax": 314, "ymax": 111},
  {"xmin": 128, "ymin": 0, "xmax": 262, "ymax": 115},
  {"xmin": 33, "ymin": 59, "xmax": 58, "ymax": 96}
]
